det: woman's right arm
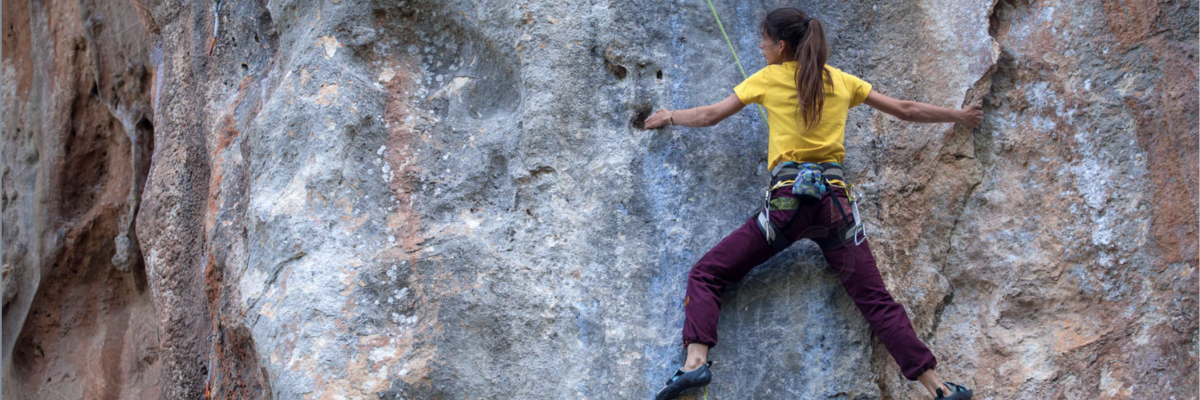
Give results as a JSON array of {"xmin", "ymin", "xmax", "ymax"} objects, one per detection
[
  {"xmin": 644, "ymin": 94, "xmax": 746, "ymax": 129},
  {"xmin": 863, "ymin": 90, "xmax": 983, "ymax": 128}
]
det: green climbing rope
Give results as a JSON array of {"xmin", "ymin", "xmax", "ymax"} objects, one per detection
[{"xmin": 704, "ymin": 0, "xmax": 769, "ymax": 124}]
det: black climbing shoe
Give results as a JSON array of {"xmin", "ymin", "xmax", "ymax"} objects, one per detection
[
  {"xmin": 935, "ymin": 382, "xmax": 973, "ymax": 400},
  {"xmin": 654, "ymin": 361, "xmax": 713, "ymax": 400}
]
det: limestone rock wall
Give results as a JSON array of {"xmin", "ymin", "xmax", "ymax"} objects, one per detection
[
  {"xmin": 3, "ymin": 0, "xmax": 161, "ymax": 397},
  {"xmin": 3, "ymin": 0, "xmax": 1196, "ymax": 399}
]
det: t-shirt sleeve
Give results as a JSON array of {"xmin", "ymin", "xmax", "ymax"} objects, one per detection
[
  {"xmin": 733, "ymin": 69, "xmax": 768, "ymax": 105},
  {"xmin": 842, "ymin": 71, "xmax": 873, "ymax": 108}
]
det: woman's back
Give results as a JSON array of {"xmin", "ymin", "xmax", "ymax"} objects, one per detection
[{"xmin": 734, "ymin": 62, "xmax": 873, "ymax": 169}]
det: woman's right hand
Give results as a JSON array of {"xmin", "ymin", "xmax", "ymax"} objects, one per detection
[
  {"xmin": 644, "ymin": 109, "xmax": 673, "ymax": 129},
  {"xmin": 958, "ymin": 104, "xmax": 983, "ymax": 128}
]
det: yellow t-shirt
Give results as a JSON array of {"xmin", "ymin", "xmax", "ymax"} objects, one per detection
[{"xmin": 734, "ymin": 63, "xmax": 872, "ymax": 170}]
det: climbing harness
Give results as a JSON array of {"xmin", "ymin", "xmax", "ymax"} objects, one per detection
[
  {"xmin": 754, "ymin": 161, "xmax": 866, "ymax": 250},
  {"xmin": 207, "ymin": 0, "xmax": 223, "ymax": 56},
  {"xmin": 704, "ymin": 0, "xmax": 768, "ymax": 125}
]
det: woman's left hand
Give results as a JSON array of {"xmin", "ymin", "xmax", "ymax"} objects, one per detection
[
  {"xmin": 644, "ymin": 109, "xmax": 673, "ymax": 129},
  {"xmin": 957, "ymin": 103, "xmax": 983, "ymax": 128}
]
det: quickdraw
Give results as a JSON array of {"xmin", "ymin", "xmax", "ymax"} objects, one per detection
[
  {"xmin": 204, "ymin": 330, "xmax": 219, "ymax": 399},
  {"xmin": 827, "ymin": 180, "xmax": 868, "ymax": 246},
  {"xmin": 207, "ymin": 0, "xmax": 223, "ymax": 56}
]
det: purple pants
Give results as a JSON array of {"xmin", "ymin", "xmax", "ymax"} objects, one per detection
[{"xmin": 681, "ymin": 186, "xmax": 938, "ymax": 381}]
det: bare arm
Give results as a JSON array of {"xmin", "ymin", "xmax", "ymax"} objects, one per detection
[
  {"xmin": 644, "ymin": 94, "xmax": 747, "ymax": 129},
  {"xmin": 863, "ymin": 90, "xmax": 983, "ymax": 127}
]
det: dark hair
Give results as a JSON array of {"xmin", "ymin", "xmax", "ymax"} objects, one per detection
[{"xmin": 761, "ymin": 8, "xmax": 830, "ymax": 128}]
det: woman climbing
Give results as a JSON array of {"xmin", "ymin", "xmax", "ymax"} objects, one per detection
[{"xmin": 645, "ymin": 8, "xmax": 982, "ymax": 400}]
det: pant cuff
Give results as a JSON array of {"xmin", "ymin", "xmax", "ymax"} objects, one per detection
[
  {"xmin": 903, "ymin": 360, "xmax": 938, "ymax": 381},
  {"xmin": 682, "ymin": 338, "xmax": 716, "ymax": 350}
]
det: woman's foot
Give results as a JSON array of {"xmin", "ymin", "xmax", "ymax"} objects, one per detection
[
  {"xmin": 917, "ymin": 369, "xmax": 959, "ymax": 398},
  {"xmin": 683, "ymin": 343, "xmax": 709, "ymax": 371},
  {"xmin": 654, "ymin": 361, "xmax": 713, "ymax": 400},
  {"xmin": 934, "ymin": 382, "xmax": 973, "ymax": 399}
]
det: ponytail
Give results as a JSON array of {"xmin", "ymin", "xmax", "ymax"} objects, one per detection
[
  {"xmin": 794, "ymin": 18, "xmax": 830, "ymax": 128},
  {"xmin": 762, "ymin": 9, "xmax": 831, "ymax": 128}
]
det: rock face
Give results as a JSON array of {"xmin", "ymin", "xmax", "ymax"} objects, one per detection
[
  {"xmin": 3, "ymin": 0, "xmax": 161, "ymax": 398},
  {"xmin": 3, "ymin": 0, "xmax": 1196, "ymax": 399}
]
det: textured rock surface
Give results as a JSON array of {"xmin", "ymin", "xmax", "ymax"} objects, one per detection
[
  {"xmin": 2, "ymin": 0, "xmax": 161, "ymax": 397},
  {"xmin": 3, "ymin": 0, "xmax": 1196, "ymax": 399}
]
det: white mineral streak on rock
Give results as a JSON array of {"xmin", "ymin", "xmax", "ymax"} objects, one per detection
[
  {"xmin": 378, "ymin": 67, "xmax": 396, "ymax": 82},
  {"xmin": 427, "ymin": 76, "xmax": 473, "ymax": 103},
  {"xmin": 270, "ymin": 169, "xmax": 311, "ymax": 217},
  {"xmin": 240, "ymin": 267, "xmax": 269, "ymax": 309},
  {"xmin": 317, "ymin": 35, "xmax": 342, "ymax": 59}
]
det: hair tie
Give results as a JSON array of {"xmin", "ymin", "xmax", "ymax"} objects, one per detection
[{"xmin": 805, "ymin": 16, "xmax": 813, "ymax": 24}]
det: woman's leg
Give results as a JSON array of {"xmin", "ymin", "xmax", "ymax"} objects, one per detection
[
  {"xmin": 681, "ymin": 188, "xmax": 818, "ymax": 360},
  {"xmin": 820, "ymin": 238, "xmax": 941, "ymax": 388},
  {"xmin": 813, "ymin": 189, "xmax": 963, "ymax": 397},
  {"xmin": 681, "ymin": 218, "xmax": 780, "ymax": 356}
]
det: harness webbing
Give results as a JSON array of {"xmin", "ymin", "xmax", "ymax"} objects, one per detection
[
  {"xmin": 704, "ymin": 0, "xmax": 769, "ymax": 125},
  {"xmin": 755, "ymin": 162, "xmax": 867, "ymax": 250}
]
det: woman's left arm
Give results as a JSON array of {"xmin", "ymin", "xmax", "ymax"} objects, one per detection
[
  {"xmin": 644, "ymin": 94, "xmax": 747, "ymax": 129},
  {"xmin": 863, "ymin": 90, "xmax": 983, "ymax": 127}
]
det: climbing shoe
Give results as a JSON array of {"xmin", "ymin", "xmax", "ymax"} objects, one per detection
[
  {"xmin": 654, "ymin": 361, "xmax": 712, "ymax": 400},
  {"xmin": 935, "ymin": 382, "xmax": 973, "ymax": 400}
]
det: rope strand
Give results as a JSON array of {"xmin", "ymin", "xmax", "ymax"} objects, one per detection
[{"xmin": 704, "ymin": 0, "xmax": 769, "ymax": 125}]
